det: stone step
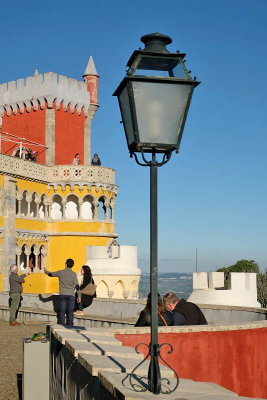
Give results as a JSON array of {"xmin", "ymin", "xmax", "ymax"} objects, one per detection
[
  {"xmin": 98, "ymin": 371, "xmax": 239, "ymax": 400},
  {"xmin": 78, "ymin": 353, "xmax": 174, "ymax": 378},
  {"xmin": 65, "ymin": 339, "xmax": 143, "ymax": 359},
  {"xmin": 54, "ymin": 329, "xmax": 122, "ymax": 346}
]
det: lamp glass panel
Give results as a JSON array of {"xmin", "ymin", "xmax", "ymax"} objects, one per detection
[
  {"xmin": 131, "ymin": 56, "xmax": 187, "ymax": 78},
  {"xmin": 118, "ymin": 86, "xmax": 135, "ymax": 146},
  {"xmin": 132, "ymin": 80, "xmax": 192, "ymax": 146}
]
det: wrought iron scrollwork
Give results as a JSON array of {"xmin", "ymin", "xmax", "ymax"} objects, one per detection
[{"xmin": 129, "ymin": 341, "xmax": 179, "ymax": 394}]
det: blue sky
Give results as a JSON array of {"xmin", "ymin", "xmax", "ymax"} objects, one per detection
[{"xmin": 1, "ymin": 0, "xmax": 267, "ymax": 272}]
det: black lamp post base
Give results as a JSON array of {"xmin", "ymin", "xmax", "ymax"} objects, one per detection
[{"xmin": 129, "ymin": 342, "xmax": 179, "ymax": 394}]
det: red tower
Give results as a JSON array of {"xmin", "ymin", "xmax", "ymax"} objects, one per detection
[{"xmin": 0, "ymin": 57, "xmax": 99, "ymax": 166}]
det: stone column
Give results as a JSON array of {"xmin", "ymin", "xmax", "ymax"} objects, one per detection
[
  {"xmin": 33, "ymin": 246, "xmax": 40, "ymax": 273},
  {"xmin": 62, "ymin": 200, "xmax": 66, "ymax": 219},
  {"xmin": 84, "ymin": 105, "xmax": 98, "ymax": 165},
  {"xmin": 16, "ymin": 194, "xmax": 22, "ymax": 217},
  {"xmin": 25, "ymin": 247, "xmax": 31, "ymax": 273},
  {"xmin": 104, "ymin": 201, "xmax": 110, "ymax": 220},
  {"xmin": 16, "ymin": 244, "xmax": 22, "ymax": 270},
  {"xmin": 45, "ymin": 108, "xmax": 55, "ymax": 166},
  {"xmin": 93, "ymin": 200, "xmax": 99, "ymax": 219},
  {"xmin": 35, "ymin": 200, "xmax": 40, "ymax": 219},
  {"xmin": 2, "ymin": 177, "xmax": 17, "ymax": 290},
  {"xmin": 78, "ymin": 199, "xmax": 83, "ymax": 219}
]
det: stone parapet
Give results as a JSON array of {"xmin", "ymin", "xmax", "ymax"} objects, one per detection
[
  {"xmin": 49, "ymin": 325, "xmax": 241, "ymax": 399},
  {"xmin": 0, "ymin": 153, "xmax": 116, "ymax": 186},
  {"xmin": 0, "ymin": 72, "xmax": 90, "ymax": 118}
]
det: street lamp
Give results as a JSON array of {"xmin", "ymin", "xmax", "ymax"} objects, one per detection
[{"xmin": 114, "ymin": 32, "xmax": 200, "ymax": 395}]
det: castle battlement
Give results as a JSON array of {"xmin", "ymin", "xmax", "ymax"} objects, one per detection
[
  {"xmin": 0, "ymin": 71, "xmax": 90, "ymax": 118},
  {"xmin": 188, "ymin": 271, "xmax": 261, "ymax": 308}
]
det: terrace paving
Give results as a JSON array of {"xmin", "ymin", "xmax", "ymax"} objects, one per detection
[{"xmin": 0, "ymin": 320, "xmax": 46, "ymax": 400}]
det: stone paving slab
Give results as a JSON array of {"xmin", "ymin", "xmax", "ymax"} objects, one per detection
[
  {"xmin": 65, "ymin": 339, "xmax": 143, "ymax": 359},
  {"xmin": 79, "ymin": 331, "xmax": 122, "ymax": 345},
  {"xmin": 78, "ymin": 353, "xmax": 174, "ymax": 378},
  {"xmin": 98, "ymin": 371, "xmax": 239, "ymax": 400}
]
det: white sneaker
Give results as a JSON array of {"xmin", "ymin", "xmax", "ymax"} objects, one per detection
[{"xmin": 75, "ymin": 310, "xmax": 84, "ymax": 315}]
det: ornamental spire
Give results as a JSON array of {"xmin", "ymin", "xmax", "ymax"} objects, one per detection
[{"xmin": 83, "ymin": 55, "xmax": 98, "ymax": 77}]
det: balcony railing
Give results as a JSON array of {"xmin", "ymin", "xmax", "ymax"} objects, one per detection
[{"xmin": 0, "ymin": 153, "xmax": 115, "ymax": 184}]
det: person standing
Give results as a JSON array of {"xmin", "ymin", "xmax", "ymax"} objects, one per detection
[
  {"xmin": 163, "ymin": 292, "xmax": 207, "ymax": 326},
  {"xmin": 9, "ymin": 264, "xmax": 31, "ymax": 326},
  {"xmin": 44, "ymin": 259, "xmax": 81, "ymax": 326},
  {"xmin": 73, "ymin": 153, "xmax": 80, "ymax": 166},
  {"xmin": 91, "ymin": 153, "xmax": 101, "ymax": 165}
]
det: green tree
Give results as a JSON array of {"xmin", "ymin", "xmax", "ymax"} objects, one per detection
[
  {"xmin": 216, "ymin": 260, "xmax": 267, "ymax": 308},
  {"xmin": 217, "ymin": 259, "xmax": 259, "ymax": 274},
  {"xmin": 257, "ymin": 269, "xmax": 267, "ymax": 308}
]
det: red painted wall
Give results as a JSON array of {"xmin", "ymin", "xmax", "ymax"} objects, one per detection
[
  {"xmin": 115, "ymin": 328, "xmax": 267, "ymax": 398},
  {"xmin": 1, "ymin": 104, "xmax": 46, "ymax": 164},
  {"xmin": 55, "ymin": 103, "xmax": 85, "ymax": 165},
  {"xmin": 85, "ymin": 76, "xmax": 98, "ymax": 105}
]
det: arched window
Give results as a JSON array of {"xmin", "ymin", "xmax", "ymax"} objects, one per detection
[
  {"xmin": 51, "ymin": 194, "xmax": 63, "ymax": 219},
  {"xmin": 20, "ymin": 244, "xmax": 30, "ymax": 270},
  {"xmin": 39, "ymin": 194, "xmax": 48, "ymax": 219},
  {"xmin": 65, "ymin": 194, "xmax": 79, "ymax": 219},
  {"xmin": 113, "ymin": 280, "xmax": 125, "ymax": 299},
  {"xmin": 30, "ymin": 192, "xmax": 39, "ymax": 217},
  {"xmin": 96, "ymin": 280, "xmax": 108, "ymax": 298},
  {"xmin": 82, "ymin": 195, "xmax": 94, "ymax": 219},
  {"xmin": 21, "ymin": 190, "xmax": 30, "ymax": 216},
  {"xmin": 98, "ymin": 196, "xmax": 106, "ymax": 220}
]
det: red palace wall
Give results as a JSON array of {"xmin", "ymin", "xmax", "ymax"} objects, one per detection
[
  {"xmin": 54, "ymin": 103, "xmax": 85, "ymax": 165},
  {"xmin": 1, "ymin": 104, "xmax": 46, "ymax": 164},
  {"xmin": 1, "ymin": 102, "xmax": 86, "ymax": 165},
  {"xmin": 115, "ymin": 327, "xmax": 267, "ymax": 398}
]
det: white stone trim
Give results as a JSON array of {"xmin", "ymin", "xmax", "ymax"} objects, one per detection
[
  {"xmin": 0, "ymin": 72, "xmax": 90, "ymax": 117},
  {"xmin": 16, "ymin": 228, "xmax": 118, "ymax": 239},
  {"xmin": 0, "ymin": 153, "xmax": 117, "ymax": 188}
]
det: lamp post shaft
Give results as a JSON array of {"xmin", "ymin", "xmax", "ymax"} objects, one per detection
[{"xmin": 149, "ymin": 153, "xmax": 161, "ymax": 394}]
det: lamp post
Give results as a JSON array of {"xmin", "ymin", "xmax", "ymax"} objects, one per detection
[{"xmin": 114, "ymin": 32, "xmax": 200, "ymax": 394}]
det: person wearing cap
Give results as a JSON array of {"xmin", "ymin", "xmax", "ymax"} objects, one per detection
[{"xmin": 9, "ymin": 264, "xmax": 31, "ymax": 326}]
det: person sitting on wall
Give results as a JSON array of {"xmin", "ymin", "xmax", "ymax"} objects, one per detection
[
  {"xmin": 75, "ymin": 265, "xmax": 96, "ymax": 315},
  {"xmin": 163, "ymin": 292, "xmax": 207, "ymax": 326},
  {"xmin": 135, "ymin": 293, "xmax": 173, "ymax": 327},
  {"xmin": 9, "ymin": 264, "xmax": 32, "ymax": 326},
  {"xmin": 91, "ymin": 153, "xmax": 101, "ymax": 166}
]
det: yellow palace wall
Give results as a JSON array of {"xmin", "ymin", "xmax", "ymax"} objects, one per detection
[{"xmin": 2, "ymin": 176, "xmax": 117, "ymax": 294}]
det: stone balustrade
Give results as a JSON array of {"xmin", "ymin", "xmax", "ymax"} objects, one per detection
[{"xmin": 0, "ymin": 153, "xmax": 115, "ymax": 185}]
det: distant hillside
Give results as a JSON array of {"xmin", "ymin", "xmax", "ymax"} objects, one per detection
[{"xmin": 138, "ymin": 272, "xmax": 193, "ymax": 299}]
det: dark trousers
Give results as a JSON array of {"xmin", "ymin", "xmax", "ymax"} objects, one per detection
[{"xmin": 59, "ymin": 295, "xmax": 75, "ymax": 326}]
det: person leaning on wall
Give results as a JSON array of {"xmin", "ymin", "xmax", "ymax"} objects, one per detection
[
  {"xmin": 135, "ymin": 293, "xmax": 173, "ymax": 327},
  {"xmin": 163, "ymin": 292, "xmax": 207, "ymax": 326},
  {"xmin": 9, "ymin": 264, "xmax": 31, "ymax": 326}
]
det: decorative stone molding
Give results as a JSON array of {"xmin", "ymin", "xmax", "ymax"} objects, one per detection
[
  {"xmin": 17, "ymin": 231, "xmax": 49, "ymax": 243},
  {"xmin": 0, "ymin": 153, "xmax": 117, "ymax": 188},
  {"xmin": 0, "ymin": 72, "xmax": 90, "ymax": 118}
]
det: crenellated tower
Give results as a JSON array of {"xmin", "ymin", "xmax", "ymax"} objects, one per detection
[{"xmin": 0, "ymin": 58, "xmax": 140, "ymax": 299}]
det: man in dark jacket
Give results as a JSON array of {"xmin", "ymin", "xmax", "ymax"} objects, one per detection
[
  {"xmin": 44, "ymin": 259, "xmax": 81, "ymax": 326},
  {"xmin": 9, "ymin": 264, "xmax": 31, "ymax": 326},
  {"xmin": 163, "ymin": 292, "xmax": 207, "ymax": 326}
]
